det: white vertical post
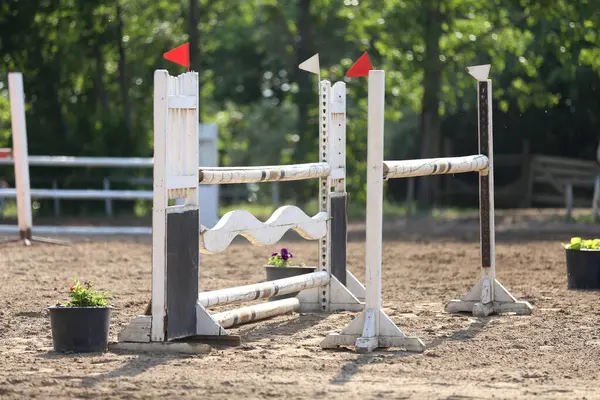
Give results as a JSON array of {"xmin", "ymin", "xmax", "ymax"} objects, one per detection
[
  {"xmin": 103, "ymin": 178, "xmax": 113, "ymax": 217},
  {"xmin": 151, "ymin": 70, "xmax": 169, "ymax": 342},
  {"xmin": 565, "ymin": 183, "xmax": 573, "ymax": 220},
  {"xmin": 478, "ymin": 79, "xmax": 495, "ymax": 305},
  {"xmin": 365, "ymin": 70, "xmax": 385, "ymax": 313},
  {"xmin": 52, "ymin": 180, "xmax": 60, "ymax": 217},
  {"xmin": 8, "ymin": 72, "xmax": 33, "ymax": 240},
  {"xmin": 318, "ymin": 80, "xmax": 331, "ymax": 311}
]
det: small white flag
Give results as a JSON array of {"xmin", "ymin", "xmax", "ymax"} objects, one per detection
[
  {"xmin": 466, "ymin": 64, "xmax": 491, "ymax": 81},
  {"xmin": 299, "ymin": 53, "xmax": 320, "ymax": 77}
]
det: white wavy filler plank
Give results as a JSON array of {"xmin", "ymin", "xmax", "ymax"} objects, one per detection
[
  {"xmin": 384, "ymin": 154, "xmax": 489, "ymax": 179},
  {"xmin": 199, "ymin": 205, "xmax": 328, "ymax": 254}
]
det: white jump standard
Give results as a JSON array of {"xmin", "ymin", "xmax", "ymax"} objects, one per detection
[
  {"xmin": 321, "ymin": 63, "xmax": 532, "ymax": 353},
  {"xmin": 321, "ymin": 69, "xmax": 425, "ymax": 353},
  {"xmin": 115, "ymin": 70, "xmax": 365, "ymax": 350},
  {"xmin": 445, "ymin": 65, "xmax": 533, "ymax": 317}
]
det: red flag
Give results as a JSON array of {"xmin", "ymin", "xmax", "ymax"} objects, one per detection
[
  {"xmin": 346, "ymin": 52, "xmax": 373, "ymax": 77},
  {"xmin": 163, "ymin": 43, "xmax": 190, "ymax": 70}
]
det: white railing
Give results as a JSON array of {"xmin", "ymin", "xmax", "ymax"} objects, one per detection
[{"xmin": 0, "ymin": 72, "xmax": 220, "ymax": 237}]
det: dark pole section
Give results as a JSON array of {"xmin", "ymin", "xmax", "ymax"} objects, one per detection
[
  {"xmin": 330, "ymin": 193, "xmax": 347, "ymax": 285},
  {"xmin": 478, "ymin": 81, "xmax": 491, "ymax": 269}
]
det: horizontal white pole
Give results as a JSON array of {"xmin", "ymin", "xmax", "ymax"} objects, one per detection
[
  {"xmin": 212, "ymin": 298, "xmax": 300, "ymax": 328},
  {"xmin": 0, "ymin": 155, "xmax": 154, "ymax": 168},
  {"xmin": 384, "ymin": 154, "xmax": 489, "ymax": 179},
  {"xmin": 0, "ymin": 225, "xmax": 151, "ymax": 236},
  {"xmin": 0, "ymin": 188, "xmax": 153, "ymax": 200},
  {"xmin": 199, "ymin": 162, "xmax": 331, "ymax": 184},
  {"xmin": 197, "ymin": 271, "xmax": 330, "ymax": 307}
]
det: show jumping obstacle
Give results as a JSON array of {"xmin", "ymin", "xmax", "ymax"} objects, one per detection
[
  {"xmin": 320, "ymin": 63, "xmax": 533, "ymax": 353},
  {"xmin": 0, "ymin": 72, "xmax": 219, "ymax": 243},
  {"xmin": 114, "ymin": 69, "xmax": 366, "ymax": 351}
]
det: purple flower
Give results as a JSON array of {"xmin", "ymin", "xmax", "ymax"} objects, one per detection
[{"xmin": 271, "ymin": 252, "xmax": 277, "ymax": 257}]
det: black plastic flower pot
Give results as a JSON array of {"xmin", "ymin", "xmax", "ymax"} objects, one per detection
[
  {"xmin": 565, "ymin": 249, "xmax": 600, "ymax": 290},
  {"xmin": 265, "ymin": 266, "xmax": 317, "ymax": 301},
  {"xmin": 48, "ymin": 306, "xmax": 112, "ymax": 353}
]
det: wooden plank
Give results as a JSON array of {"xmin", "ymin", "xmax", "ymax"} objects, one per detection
[
  {"xmin": 166, "ymin": 175, "xmax": 197, "ymax": 190},
  {"xmin": 384, "ymin": 154, "xmax": 489, "ymax": 179},
  {"xmin": 151, "ymin": 69, "xmax": 169, "ymax": 342},
  {"xmin": 166, "ymin": 208, "xmax": 199, "ymax": 341},
  {"xmin": 197, "ymin": 271, "xmax": 330, "ymax": 307},
  {"xmin": 198, "ymin": 162, "xmax": 330, "ymax": 184},
  {"xmin": 168, "ymin": 95, "xmax": 197, "ymax": 109},
  {"xmin": 330, "ymin": 193, "xmax": 347, "ymax": 285},
  {"xmin": 212, "ymin": 298, "xmax": 300, "ymax": 328},
  {"xmin": 8, "ymin": 72, "xmax": 33, "ymax": 238},
  {"xmin": 199, "ymin": 206, "xmax": 328, "ymax": 254}
]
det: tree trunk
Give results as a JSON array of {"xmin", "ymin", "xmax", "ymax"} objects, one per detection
[
  {"xmin": 189, "ymin": 0, "xmax": 201, "ymax": 122},
  {"xmin": 417, "ymin": 4, "xmax": 444, "ymax": 209},
  {"xmin": 116, "ymin": 1, "xmax": 132, "ymax": 150},
  {"xmin": 294, "ymin": 0, "xmax": 313, "ymax": 204},
  {"xmin": 94, "ymin": 43, "xmax": 109, "ymax": 113}
]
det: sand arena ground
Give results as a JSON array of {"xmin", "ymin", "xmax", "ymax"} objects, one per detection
[{"xmin": 1, "ymin": 211, "xmax": 599, "ymax": 399}]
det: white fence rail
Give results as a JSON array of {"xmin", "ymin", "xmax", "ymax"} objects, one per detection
[{"xmin": 0, "ymin": 72, "xmax": 219, "ymax": 237}]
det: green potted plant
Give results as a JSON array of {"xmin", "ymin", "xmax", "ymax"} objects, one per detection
[
  {"xmin": 48, "ymin": 279, "xmax": 112, "ymax": 353},
  {"xmin": 265, "ymin": 248, "xmax": 316, "ymax": 301},
  {"xmin": 563, "ymin": 237, "xmax": 600, "ymax": 290}
]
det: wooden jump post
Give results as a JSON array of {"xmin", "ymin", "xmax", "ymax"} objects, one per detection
[
  {"xmin": 321, "ymin": 61, "xmax": 532, "ymax": 353},
  {"xmin": 114, "ymin": 68, "xmax": 366, "ymax": 351}
]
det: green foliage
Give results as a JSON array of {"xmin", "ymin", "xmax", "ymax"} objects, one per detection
[
  {"xmin": 1, "ymin": 0, "xmax": 600, "ymax": 213},
  {"xmin": 563, "ymin": 237, "xmax": 600, "ymax": 250},
  {"xmin": 267, "ymin": 247, "xmax": 305, "ymax": 267},
  {"xmin": 59, "ymin": 279, "xmax": 111, "ymax": 307}
]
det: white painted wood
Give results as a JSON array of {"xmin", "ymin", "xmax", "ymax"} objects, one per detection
[
  {"xmin": 329, "ymin": 81, "xmax": 347, "ymax": 193},
  {"xmin": 110, "ymin": 341, "xmax": 212, "ymax": 354},
  {"xmin": 384, "ymin": 155, "xmax": 489, "ymax": 179},
  {"xmin": 365, "ymin": 70, "xmax": 385, "ymax": 312},
  {"xmin": 565, "ymin": 183, "xmax": 573, "ymax": 219},
  {"xmin": 195, "ymin": 303, "xmax": 228, "ymax": 336},
  {"xmin": 8, "ymin": 72, "xmax": 32, "ymax": 237},
  {"xmin": 212, "ymin": 298, "xmax": 300, "ymax": 328},
  {"xmin": 346, "ymin": 271, "xmax": 366, "ymax": 301},
  {"xmin": 166, "ymin": 175, "xmax": 197, "ymax": 190},
  {"xmin": 486, "ymin": 79, "xmax": 497, "ymax": 290},
  {"xmin": 199, "ymin": 206, "xmax": 328, "ymax": 254},
  {"xmin": 168, "ymin": 95, "xmax": 197, "ymax": 109},
  {"xmin": 319, "ymin": 79, "xmax": 332, "ymax": 311},
  {"xmin": 118, "ymin": 315, "xmax": 151, "ymax": 343},
  {"xmin": 198, "ymin": 123, "xmax": 219, "ymax": 228},
  {"xmin": 296, "ymin": 274, "xmax": 363, "ymax": 312},
  {"xmin": 320, "ymin": 69, "xmax": 424, "ymax": 353},
  {"xmin": 466, "ymin": 64, "xmax": 491, "ymax": 81},
  {"xmin": 198, "ymin": 162, "xmax": 330, "ymax": 184},
  {"xmin": 445, "ymin": 72, "xmax": 532, "ymax": 317},
  {"xmin": 321, "ymin": 309, "xmax": 425, "ymax": 352},
  {"xmin": 197, "ymin": 271, "xmax": 330, "ymax": 307},
  {"xmin": 151, "ymin": 69, "xmax": 169, "ymax": 342}
]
